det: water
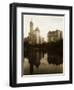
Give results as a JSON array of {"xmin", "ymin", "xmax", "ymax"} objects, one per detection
[
  {"xmin": 23, "ymin": 46, "xmax": 63, "ymax": 75},
  {"xmin": 23, "ymin": 56, "xmax": 63, "ymax": 75},
  {"xmin": 22, "ymin": 40, "xmax": 63, "ymax": 75}
]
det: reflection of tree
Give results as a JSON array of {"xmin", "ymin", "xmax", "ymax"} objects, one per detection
[{"xmin": 24, "ymin": 39, "xmax": 63, "ymax": 74}]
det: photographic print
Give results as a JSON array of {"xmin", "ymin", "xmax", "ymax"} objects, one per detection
[
  {"xmin": 10, "ymin": 3, "xmax": 72, "ymax": 87},
  {"xmin": 23, "ymin": 14, "xmax": 64, "ymax": 75}
]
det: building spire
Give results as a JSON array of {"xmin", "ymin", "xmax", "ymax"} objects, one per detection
[{"xmin": 30, "ymin": 19, "xmax": 33, "ymax": 32}]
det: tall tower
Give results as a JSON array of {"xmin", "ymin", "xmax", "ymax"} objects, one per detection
[{"xmin": 30, "ymin": 20, "xmax": 33, "ymax": 32}]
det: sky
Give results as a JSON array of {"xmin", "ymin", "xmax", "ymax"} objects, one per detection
[{"xmin": 23, "ymin": 14, "xmax": 64, "ymax": 41}]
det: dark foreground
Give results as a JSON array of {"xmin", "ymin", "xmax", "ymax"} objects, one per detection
[{"xmin": 23, "ymin": 40, "xmax": 63, "ymax": 75}]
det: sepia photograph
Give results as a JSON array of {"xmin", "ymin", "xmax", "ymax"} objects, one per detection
[
  {"xmin": 10, "ymin": 3, "xmax": 72, "ymax": 87},
  {"xmin": 22, "ymin": 14, "xmax": 64, "ymax": 75}
]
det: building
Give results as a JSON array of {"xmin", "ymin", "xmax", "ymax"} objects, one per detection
[
  {"xmin": 40, "ymin": 37, "xmax": 44, "ymax": 44},
  {"xmin": 28, "ymin": 20, "xmax": 44, "ymax": 45},
  {"xmin": 47, "ymin": 30, "xmax": 63, "ymax": 42},
  {"xmin": 30, "ymin": 20, "xmax": 33, "ymax": 32}
]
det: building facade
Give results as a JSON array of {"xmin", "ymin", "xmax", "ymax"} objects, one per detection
[
  {"xmin": 47, "ymin": 30, "xmax": 63, "ymax": 42},
  {"xmin": 28, "ymin": 20, "xmax": 44, "ymax": 45}
]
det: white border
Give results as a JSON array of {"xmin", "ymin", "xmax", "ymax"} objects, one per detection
[{"xmin": 16, "ymin": 7, "xmax": 70, "ymax": 83}]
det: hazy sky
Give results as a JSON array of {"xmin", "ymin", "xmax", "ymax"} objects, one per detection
[{"xmin": 23, "ymin": 14, "xmax": 64, "ymax": 41}]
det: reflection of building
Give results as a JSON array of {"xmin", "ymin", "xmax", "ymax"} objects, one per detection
[
  {"xmin": 47, "ymin": 30, "xmax": 63, "ymax": 42},
  {"xmin": 28, "ymin": 20, "xmax": 44, "ymax": 44}
]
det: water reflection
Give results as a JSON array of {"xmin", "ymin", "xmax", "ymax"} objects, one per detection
[{"xmin": 23, "ymin": 43, "xmax": 63, "ymax": 75}]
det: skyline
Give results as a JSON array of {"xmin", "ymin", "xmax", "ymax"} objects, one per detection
[{"xmin": 23, "ymin": 15, "xmax": 64, "ymax": 41}]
